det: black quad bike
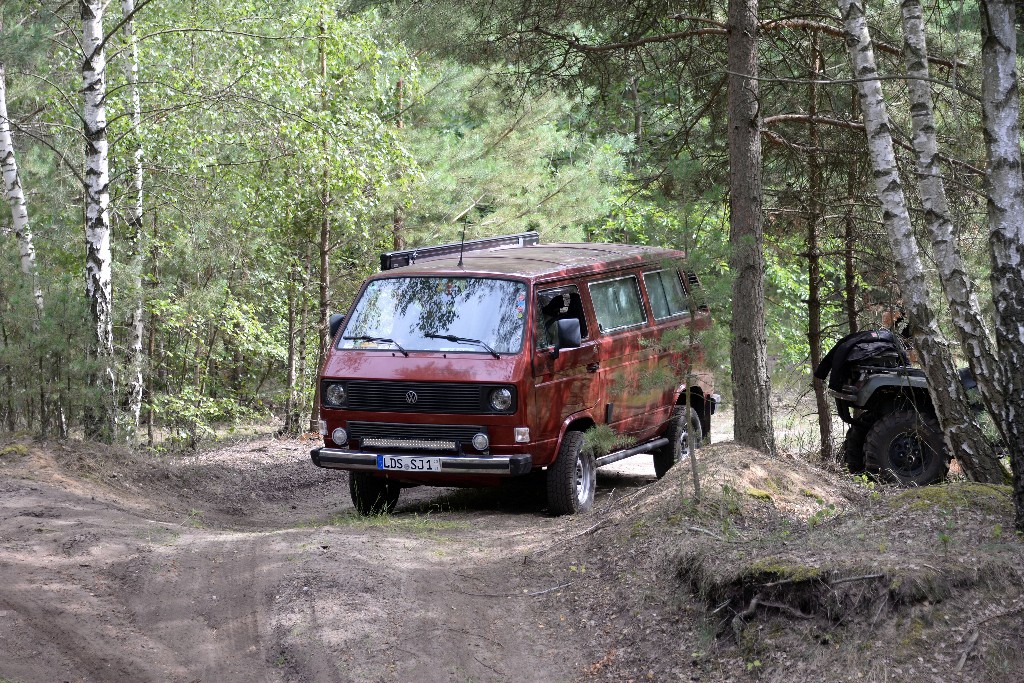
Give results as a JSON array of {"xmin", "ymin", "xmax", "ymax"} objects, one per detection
[{"xmin": 815, "ymin": 329, "xmax": 976, "ymax": 486}]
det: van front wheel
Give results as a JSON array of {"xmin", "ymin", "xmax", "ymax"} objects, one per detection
[
  {"xmin": 547, "ymin": 431, "xmax": 595, "ymax": 515},
  {"xmin": 349, "ymin": 472, "xmax": 400, "ymax": 515},
  {"xmin": 654, "ymin": 406, "xmax": 702, "ymax": 479}
]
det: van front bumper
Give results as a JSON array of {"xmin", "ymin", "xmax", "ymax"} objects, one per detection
[{"xmin": 310, "ymin": 447, "xmax": 533, "ymax": 476}]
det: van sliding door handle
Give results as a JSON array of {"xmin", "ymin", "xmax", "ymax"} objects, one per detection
[{"xmin": 586, "ymin": 362, "xmax": 600, "ymax": 373}]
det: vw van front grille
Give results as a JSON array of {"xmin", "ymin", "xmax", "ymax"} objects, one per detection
[
  {"xmin": 345, "ymin": 381, "xmax": 489, "ymax": 414},
  {"xmin": 347, "ymin": 422, "xmax": 485, "ymax": 452}
]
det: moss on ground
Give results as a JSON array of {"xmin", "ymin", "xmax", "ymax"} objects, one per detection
[{"xmin": 890, "ymin": 482, "xmax": 1012, "ymax": 515}]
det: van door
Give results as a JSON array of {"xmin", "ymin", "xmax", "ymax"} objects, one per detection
[
  {"xmin": 587, "ymin": 271, "xmax": 664, "ymax": 440},
  {"xmin": 530, "ymin": 285, "xmax": 600, "ymax": 452}
]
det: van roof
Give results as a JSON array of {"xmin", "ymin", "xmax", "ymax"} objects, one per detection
[{"xmin": 372, "ymin": 243, "xmax": 686, "ymax": 280}]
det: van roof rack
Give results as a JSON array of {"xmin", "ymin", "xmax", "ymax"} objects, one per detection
[{"xmin": 379, "ymin": 231, "xmax": 540, "ymax": 271}]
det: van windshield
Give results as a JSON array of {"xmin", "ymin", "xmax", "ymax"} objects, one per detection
[{"xmin": 338, "ymin": 277, "xmax": 528, "ymax": 355}]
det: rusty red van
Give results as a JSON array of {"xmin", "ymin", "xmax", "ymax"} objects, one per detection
[{"xmin": 310, "ymin": 232, "xmax": 717, "ymax": 515}]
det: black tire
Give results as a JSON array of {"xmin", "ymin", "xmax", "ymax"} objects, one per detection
[
  {"xmin": 653, "ymin": 406, "xmax": 703, "ymax": 479},
  {"xmin": 840, "ymin": 425, "xmax": 868, "ymax": 474},
  {"xmin": 863, "ymin": 410, "xmax": 948, "ymax": 486},
  {"xmin": 349, "ymin": 472, "xmax": 401, "ymax": 515},
  {"xmin": 546, "ymin": 431, "xmax": 596, "ymax": 515}
]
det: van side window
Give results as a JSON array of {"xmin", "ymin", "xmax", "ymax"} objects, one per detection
[
  {"xmin": 643, "ymin": 269, "xmax": 689, "ymax": 320},
  {"xmin": 536, "ymin": 286, "xmax": 588, "ymax": 349},
  {"xmin": 588, "ymin": 275, "xmax": 647, "ymax": 332}
]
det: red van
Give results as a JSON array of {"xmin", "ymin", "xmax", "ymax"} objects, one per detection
[{"xmin": 311, "ymin": 233, "xmax": 717, "ymax": 515}]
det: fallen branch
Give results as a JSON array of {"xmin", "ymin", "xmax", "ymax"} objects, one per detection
[
  {"xmin": 829, "ymin": 572, "xmax": 885, "ymax": 586},
  {"xmin": 757, "ymin": 599, "xmax": 814, "ymax": 620},
  {"xmin": 955, "ymin": 629, "xmax": 979, "ymax": 672},
  {"xmin": 732, "ymin": 593, "xmax": 761, "ymax": 641},
  {"xmin": 974, "ymin": 602, "xmax": 1024, "ymax": 626},
  {"xmin": 688, "ymin": 526, "xmax": 725, "ymax": 541},
  {"xmin": 459, "ymin": 581, "xmax": 572, "ymax": 599}
]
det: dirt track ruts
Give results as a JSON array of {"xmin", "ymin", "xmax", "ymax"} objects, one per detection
[{"xmin": 0, "ymin": 436, "xmax": 663, "ymax": 682}]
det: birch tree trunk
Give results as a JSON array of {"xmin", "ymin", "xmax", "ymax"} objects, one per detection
[
  {"xmin": 978, "ymin": 0, "xmax": 1024, "ymax": 529},
  {"xmin": 838, "ymin": 0, "xmax": 1003, "ymax": 482},
  {"xmin": 727, "ymin": 0, "xmax": 776, "ymax": 455},
  {"xmin": 120, "ymin": 0, "xmax": 146, "ymax": 441},
  {"xmin": 0, "ymin": 63, "xmax": 44, "ymax": 314},
  {"xmin": 81, "ymin": 0, "xmax": 116, "ymax": 441},
  {"xmin": 308, "ymin": 19, "xmax": 331, "ymax": 432},
  {"xmin": 900, "ymin": 0, "xmax": 1004, "ymax": 414}
]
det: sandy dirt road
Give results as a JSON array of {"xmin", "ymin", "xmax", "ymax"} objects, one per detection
[{"xmin": 0, "ymin": 426, "xmax": 707, "ymax": 683}]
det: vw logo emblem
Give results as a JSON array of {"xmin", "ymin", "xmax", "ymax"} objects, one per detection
[{"xmin": 405, "ymin": 391, "xmax": 418, "ymax": 404}]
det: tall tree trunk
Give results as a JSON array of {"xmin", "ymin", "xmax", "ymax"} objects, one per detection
[
  {"xmin": 1, "ymin": 317, "xmax": 14, "ymax": 432},
  {"xmin": 81, "ymin": 0, "xmax": 116, "ymax": 441},
  {"xmin": 727, "ymin": 0, "xmax": 775, "ymax": 454},
  {"xmin": 120, "ymin": 0, "xmax": 146, "ymax": 442},
  {"xmin": 979, "ymin": 0, "xmax": 1024, "ymax": 528},
  {"xmin": 297, "ymin": 258, "xmax": 310, "ymax": 433},
  {"xmin": 145, "ymin": 209, "xmax": 159, "ymax": 446},
  {"xmin": 0, "ymin": 63, "xmax": 44, "ymax": 314},
  {"xmin": 901, "ymin": 0, "xmax": 1011, "ymax": 450},
  {"xmin": 393, "ymin": 78, "xmax": 405, "ymax": 251},
  {"xmin": 309, "ymin": 18, "xmax": 330, "ymax": 432},
  {"xmin": 844, "ymin": 87, "xmax": 860, "ymax": 333},
  {"xmin": 838, "ymin": 0, "xmax": 1003, "ymax": 482},
  {"xmin": 806, "ymin": 32, "xmax": 832, "ymax": 461},
  {"xmin": 283, "ymin": 261, "xmax": 298, "ymax": 434}
]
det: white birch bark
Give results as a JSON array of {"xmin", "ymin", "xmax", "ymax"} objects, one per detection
[
  {"xmin": 81, "ymin": 0, "xmax": 116, "ymax": 440},
  {"xmin": 979, "ymin": 0, "xmax": 1024, "ymax": 527},
  {"xmin": 0, "ymin": 63, "xmax": 43, "ymax": 313},
  {"xmin": 838, "ymin": 0, "xmax": 1004, "ymax": 482},
  {"xmin": 900, "ymin": 0, "xmax": 1008, "ymax": 441},
  {"xmin": 121, "ymin": 0, "xmax": 145, "ymax": 440}
]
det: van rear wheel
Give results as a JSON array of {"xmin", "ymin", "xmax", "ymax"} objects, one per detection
[
  {"xmin": 349, "ymin": 472, "xmax": 400, "ymax": 515},
  {"xmin": 654, "ymin": 406, "xmax": 702, "ymax": 479},
  {"xmin": 547, "ymin": 431, "xmax": 595, "ymax": 515}
]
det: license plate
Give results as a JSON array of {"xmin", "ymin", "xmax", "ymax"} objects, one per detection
[{"xmin": 377, "ymin": 455, "xmax": 442, "ymax": 472}]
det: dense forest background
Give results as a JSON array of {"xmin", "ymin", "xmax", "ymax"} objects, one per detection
[{"xmin": 0, "ymin": 0, "xmax": 1016, "ymax": 463}]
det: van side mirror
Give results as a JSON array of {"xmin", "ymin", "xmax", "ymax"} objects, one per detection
[
  {"xmin": 551, "ymin": 318, "xmax": 581, "ymax": 359},
  {"xmin": 328, "ymin": 313, "xmax": 345, "ymax": 339}
]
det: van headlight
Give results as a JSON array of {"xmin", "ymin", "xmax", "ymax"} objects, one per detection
[
  {"xmin": 324, "ymin": 382, "xmax": 346, "ymax": 407},
  {"xmin": 489, "ymin": 387, "xmax": 513, "ymax": 412}
]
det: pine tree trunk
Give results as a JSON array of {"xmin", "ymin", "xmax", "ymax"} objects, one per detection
[
  {"xmin": 0, "ymin": 63, "xmax": 43, "ymax": 314},
  {"xmin": 81, "ymin": 0, "xmax": 116, "ymax": 441},
  {"xmin": 727, "ymin": 0, "xmax": 775, "ymax": 454},
  {"xmin": 806, "ymin": 32, "xmax": 832, "ymax": 461},
  {"xmin": 120, "ymin": 0, "xmax": 146, "ymax": 442},
  {"xmin": 839, "ymin": 0, "xmax": 1004, "ymax": 482},
  {"xmin": 844, "ymin": 92, "xmax": 860, "ymax": 334},
  {"xmin": 978, "ymin": 0, "xmax": 1024, "ymax": 528}
]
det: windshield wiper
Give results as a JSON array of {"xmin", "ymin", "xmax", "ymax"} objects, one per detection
[
  {"xmin": 343, "ymin": 335, "xmax": 409, "ymax": 357},
  {"xmin": 425, "ymin": 333, "xmax": 500, "ymax": 359}
]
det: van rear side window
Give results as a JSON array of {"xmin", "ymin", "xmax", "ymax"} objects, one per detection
[
  {"xmin": 643, "ymin": 269, "xmax": 689, "ymax": 320},
  {"xmin": 589, "ymin": 275, "xmax": 646, "ymax": 332}
]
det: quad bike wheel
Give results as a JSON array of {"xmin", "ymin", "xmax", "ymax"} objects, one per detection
[
  {"xmin": 840, "ymin": 425, "xmax": 868, "ymax": 474},
  {"xmin": 863, "ymin": 410, "xmax": 948, "ymax": 486}
]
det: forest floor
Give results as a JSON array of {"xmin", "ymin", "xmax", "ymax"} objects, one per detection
[{"xmin": 1, "ymin": 412, "xmax": 1022, "ymax": 683}]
